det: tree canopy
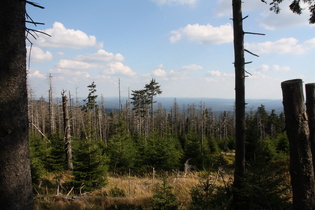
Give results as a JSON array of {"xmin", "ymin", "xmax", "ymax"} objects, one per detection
[{"xmin": 262, "ymin": 0, "xmax": 315, "ymax": 23}]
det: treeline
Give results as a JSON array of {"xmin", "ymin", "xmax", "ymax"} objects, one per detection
[{"xmin": 28, "ymin": 80, "xmax": 289, "ymax": 194}]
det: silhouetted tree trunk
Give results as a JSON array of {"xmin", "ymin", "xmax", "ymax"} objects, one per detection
[
  {"xmin": 305, "ymin": 83, "xmax": 315, "ymax": 179},
  {"xmin": 0, "ymin": 0, "xmax": 33, "ymax": 209},
  {"xmin": 282, "ymin": 79, "xmax": 315, "ymax": 209},
  {"xmin": 232, "ymin": 0, "xmax": 246, "ymax": 205}
]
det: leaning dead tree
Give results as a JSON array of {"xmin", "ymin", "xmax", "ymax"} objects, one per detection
[{"xmin": 281, "ymin": 79, "xmax": 315, "ymax": 209}]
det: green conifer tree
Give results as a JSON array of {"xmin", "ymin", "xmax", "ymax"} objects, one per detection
[{"xmin": 72, "ymin": 139, "xmax": 108, "ymax": 192}]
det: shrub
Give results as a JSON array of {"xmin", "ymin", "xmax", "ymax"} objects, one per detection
[
  {"xmin": 109, "ymin": 186, "xmax": 126, "ymax": 197},
  {"xmin": 152, "ymin": 179, "xmax": 179, "ymax": 210}
]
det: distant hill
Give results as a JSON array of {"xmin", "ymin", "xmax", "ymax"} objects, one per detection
[{"xmin": 100, "ymin": 97, "xmax": 283, "ymax": 114}]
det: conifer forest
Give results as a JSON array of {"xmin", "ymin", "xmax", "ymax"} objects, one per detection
[{"xmin": 29, "ymin": 80, "xmax": 292, "ymax": 209}]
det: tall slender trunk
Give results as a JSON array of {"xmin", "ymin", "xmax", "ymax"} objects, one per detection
[
  {"xmin": 232, "ymin": 0, "xmax": 246, "ymax": 192},
  {"xmin": 62, "ymin": 92, "xmax": 73, "ymax": 170},
  {"xmin": 0, "ymin": 0, "xmax": 33, "ymax": 209}
]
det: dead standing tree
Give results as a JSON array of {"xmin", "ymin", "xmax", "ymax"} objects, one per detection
[
  {"xmin": 281, "ymin": 79, "xmax": 315, "ymax": 209},
  {"xmin": 62, "ymin": 91, "xmax": 73, "ymax": 171},
  {"xmin": 306, "ymin": 83, "xmax": 315, "ymax": 176}
]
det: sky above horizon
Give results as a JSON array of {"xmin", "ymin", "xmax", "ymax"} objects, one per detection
[{"xmin": 26, "ymin": 0, "xmax": 315, "ymax": 100}]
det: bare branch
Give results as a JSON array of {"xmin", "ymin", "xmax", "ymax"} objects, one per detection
[
  {"xmin": 244, "ymin": 49, "xmax": 259, "ymax": 57},
  {"xmin": 244, "ymin": 31, "xmax": 266, "ymax": 36}
]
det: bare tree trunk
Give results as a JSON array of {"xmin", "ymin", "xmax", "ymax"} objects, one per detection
[
  {"xmin": 282, "ymin": 79, "xmax": 315, "ymax": 209},
  {"xmin": 49, "ymin": 73, "xmax": 55, "ymax": 135},
  {"xmin": 0, "ymin": 0, "xmax": 33, "ymax": 209},
  {"xmin": 62, "ymin": 92, "xmax": 73, "ymax": 170},
  {"xmin": 305, "ymin": 83, "xmax": 315, "ymax": 180},
  {"xmin": 232, "ymin": 0, "xmax": 246, "ymax": 201}
]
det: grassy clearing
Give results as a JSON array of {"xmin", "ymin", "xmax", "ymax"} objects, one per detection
[
  {"xmin": 33, "ymin": 153, "xmax": 235, "ymax": 209},
  {"xmin": 34, "ymin": 170, "xmax": 233, "ymax": 209}
]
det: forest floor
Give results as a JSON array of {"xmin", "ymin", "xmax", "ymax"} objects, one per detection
[{"xmin": 34, "ymin": 152, "xmax": 235, "ymax": 209}]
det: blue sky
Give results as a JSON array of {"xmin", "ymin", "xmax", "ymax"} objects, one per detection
[{"xmin": 26, "ymin": 0, "xmax": 315, "ymax": 99}]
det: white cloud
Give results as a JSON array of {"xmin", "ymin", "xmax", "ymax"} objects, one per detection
[
  {"xmin": 56, "ymin": 59, "xmax": 100, "ymax": 70},
  {"xmin": 27, "ymin": 46, "xmax": 53, "ymax": 63},
  {"xmin": 76, "ymin": 49, "xmax": 124, "ymax": 62},
  {"xmin": 150, "ymin": 0, "xmax": 197, "ymax": 6},
  {"xmin": 28, "ymin": 70, "xmax": 46, "ymax": 79},
  {"xmin": 207, "ymin": 70, "xmax": 221, "ymax": 76},
  {"xmin": 245, "ymin": 38, "xmax": 314, "ymax": 55},
  {"xmin": 32, "ymin": 22, "xmax": 103, "ymax": 49},
  {"xmin": 170, "ymin": 24, "xmax": 233, "ymax": 44},
  {"xmin": 182, "ymin": 64, "xmax": 202, "ymax": 70},
  {"xmin": 152, "ymin": 69, "xmax": 167, "ymax": 77},
  {"xmin": 258, "ymin": 1, "xmax": 310, "ymax": 29},
  {"xmin": 103, "ymin": 62, "xmax": 136, "ymax": 77},
  {"xmin": 50, "ymin": 68, "xmax": 91, "ymax": 78},
  {"xmin": 271, "ymin": 65, "xmax": 290, "ymax": 72}
]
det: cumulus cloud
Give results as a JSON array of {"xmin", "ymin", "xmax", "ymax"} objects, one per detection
[
  {"xmin": 76, "ymin": 49, "xmax": 124, "ymax": 62},
  {"xmin": 32, "ymin": 22, "xmax": 103, "ymax": 49},
  {"xmin": 170, "ymin": 24, "xmax": 233, "ymax": 44},
  {"xmin": 50, "ymin": 68, "xmax": 91, "ymax": 78},
  {"xmin": 103, "ymin": 62, "xmax": 136, "ymax": 77},
  {"xmin": 271, "ymin": 64, "xmax": 290, "ymax": 72},
  {"xmin": 28, "ymin": 70, "xmax": 46, "ymax": 79},
  {"xmin": 182, "ymin": 64, "xmax": 202, "ymax": 70},
  {"xmin": 27, "ymin": 46, "xmax": 53, "ymax": 63},
  {"xmin": 152, "ymin": 69, "xmax": 167, "ymax": 77},
  {"xmin": 56, "ymin": 59, "xmax": 100, "ymax": 70},
  {"xmin": 150, "ymin": 0, "xmax": 197, "ymax": 6},
  {"xmin": 245, "ymin": 38, "xmax": 315, "ymax": 55},
  {"xmin": 259, "ymin": 1, "xmax": 310, "ymax": 29}
]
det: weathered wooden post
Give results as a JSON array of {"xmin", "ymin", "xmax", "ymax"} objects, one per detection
[
  {"xmin": 281, "ymin": 79, "xmax": 315, "ymax": 209},
  {"xmin": 62, "ymin": 91, "xmax": 73, "ymax": 171},
  {"xmin": 305, "ymin": 83, "xmax": 315, "ymax": 178}
]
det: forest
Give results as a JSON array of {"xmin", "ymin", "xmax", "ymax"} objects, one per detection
[
  {"xmin": 3, "ymin": 0, "xmax": 315, "ymax": 209},
  {"xmin": 29, "ymin": 80, "xmax": 292, "ymax": 209}
]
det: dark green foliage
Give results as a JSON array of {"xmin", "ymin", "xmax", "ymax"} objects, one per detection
[
  {"xmin": 143, "ymin": 132, "xmax": 183, "ymax": 171},
  {"xmin": 29, "ymin": 133, "xmax": 49, "ymax": 184},
  {"xmin": 46, "ymin": 133, "xmax": 66, "ymax": 172},
  {"xmin": 232, "ymin": 161, "xmax": 291, "ymax": 209},
  {"xmin": 109, "ymin": 186, "xmax": 126, "ymax": 197},
  {"xmin": 72, "ymin": 139, "xmax": 109, "ymax": 192},
  {"xmin": 183, "ymin": 130, "xmax": 209, "ymax": 170},
  {"xmin": 107, "ymin": 120, "xmax": 138, "ymax": 173},
  {"xmin": 207, "ymin": 135, "xmax": 219, "ymax": 154},
  {"xmin": 275, "ymin": 132, "xmax": 289, "ymax": 154},
  {"xmin": 152, "ymin": 179, "xmax": 178, "ymax": 210},
  {"xmin": 190, "ymin": 178, "xmax": 232, "ymax": 210},
  {"xmin": 82, "ymin": 81, "xmax": 98, "ymax": 112}
]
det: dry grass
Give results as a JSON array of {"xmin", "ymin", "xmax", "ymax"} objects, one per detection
[{"xmin": 34, "ymin": 170, "xmax": 231, "ymax": 209}]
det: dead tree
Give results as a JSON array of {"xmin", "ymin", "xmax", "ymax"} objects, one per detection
[
  {"xmin": 62, "ymin": 91, "xmax": 73, "ymax": 170},
  {"xmin": 281, "ymin": 79, "xmax": 315, "ymax": 209},
  {"xmin": 232, "ymin": 0, "xmax": 246, "ymax": 200},
  {"xmin": 305, "ymin": 83, "xmax": 315, "ymax": 178}
]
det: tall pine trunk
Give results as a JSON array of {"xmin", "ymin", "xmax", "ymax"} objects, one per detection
[
  {"xmin": 0, "ymin": 0, "xmax": 33, "ymax": 209},
  {"xmin": 232, "ymin": 0, "xmax": 246, "ymax": 200}
]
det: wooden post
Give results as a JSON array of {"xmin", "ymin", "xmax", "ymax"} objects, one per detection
[
  {"xmin": 305, "ymin": 83, "xmax": 315, "ymax": 178},
  {"xmin": 62, "ymin": 91, "xmax": 73, "ymax": 170},
  {"xmin": 281, "ymin": 79, "xmax": 315, "ymax": 209}
]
